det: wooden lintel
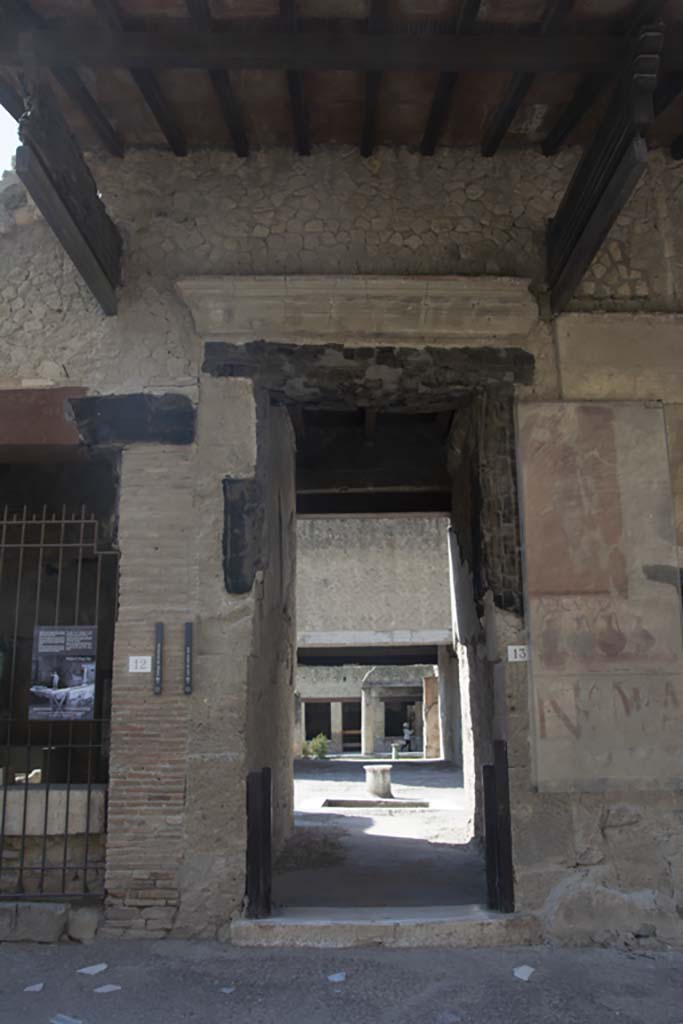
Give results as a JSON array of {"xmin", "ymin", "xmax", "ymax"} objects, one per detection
[
  {"xmin": 3, "ymin": 26, "xmax": 668, "ymax": 74},
  {"xmin": 15, "ymin": 145, "xmax": 118, "ymax": 315}
]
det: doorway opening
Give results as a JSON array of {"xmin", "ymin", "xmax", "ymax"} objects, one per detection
[
  {"xmin": 271, "ymin": 406, "xmax": 488, "ymax": 912},
  {"xmin": 235, "ymin": 346, "xmax": 523, "ymax": 921}
]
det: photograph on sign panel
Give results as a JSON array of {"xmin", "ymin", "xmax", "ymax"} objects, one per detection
[{"xmin": 29, "ymin": 626, "xmax": 97, "ymax": 721}]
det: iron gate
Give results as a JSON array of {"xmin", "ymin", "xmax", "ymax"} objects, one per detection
[{"xmin": 0, "ymin": 504, "xmax": 118, "ymax": 899}]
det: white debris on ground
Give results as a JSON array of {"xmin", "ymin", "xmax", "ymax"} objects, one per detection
[
  {"xmin": 23, "ymin": 982, "xmax": 44, "ymax": 992},
  {"xmin": 513, "ymin": 965, "xmax": 536, "ymax": 982},
  {"xmin": 94, "ymin": 983, "xmax": 122, "ymax": 994},
  {"xmin": 77, "ymin": 962, "xmax": 108, "ymax": 975},
  {"xmin": 50, "ymin": 1015, "xmax": 82, "ymax": 1024},
  {"xmin": 327, "ymin": 972, "xmax": 347, "ymax": 983},
  {"xmin": 221, "ymin": 986, "xmax": 236, "ymax": 994}
]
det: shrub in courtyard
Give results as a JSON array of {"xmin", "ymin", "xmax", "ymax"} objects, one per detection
[{"xmin": 309, "ymin": 733, "xmax": 329, "ymax": 759}]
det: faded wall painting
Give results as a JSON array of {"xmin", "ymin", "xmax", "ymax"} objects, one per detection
[{"xmin": 518, "ymin": 402, "xmax": 683, "ymax": 790}]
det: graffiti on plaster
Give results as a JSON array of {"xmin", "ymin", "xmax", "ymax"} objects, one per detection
[{"xmin": 518, "ymin": 402, "xmax": 683, "ymax": 791}]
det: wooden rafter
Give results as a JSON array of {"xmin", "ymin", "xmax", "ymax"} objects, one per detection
[
  {"xmin": 481, "ymin": 0, "xmax": 575, "ymax": 158},
  {"xmin": 1, "ymin": 0, "xmax": 123, "ymax": 156},
  {"xmin": 360, "ymin": 0, "xmax": 388, "ymax": 158},
  {"xmin": 281, "ymin": 0, "xmax": 310, "ymax": 156},
  {"xmin": 16, "ymin": 80, "xmax": 121, "ymax": 315},
  {"xmin": 89, "ymin": 0, "xmax": 187, "ymax": 156},
  {"xmin": 7, "ymin": 25, "xmax": 682, "ymax": 75},
  {"xmin": 547, "ymin": 25, "xmax": 663, "ymax": 314},
  {"xmin": 541, "ymin": 0, "xmax": 667, "ymax": 156},
  {"xmin": 419, "ymin": 0, "xmax": 481, "ymax": 157},
  {"xmin": 185, "ymin": 0, "xmax": 248, "ymax": 157}
]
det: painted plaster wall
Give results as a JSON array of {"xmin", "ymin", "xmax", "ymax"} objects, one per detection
[{"xmin": 297, "ymin": 515, "xmax": 451, "ymax": 635}]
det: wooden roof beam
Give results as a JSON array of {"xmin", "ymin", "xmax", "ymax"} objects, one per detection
[
  {"xmin": 90, "ymin": 0, "xmax": 187, "ymax": 155},
  {"xmin": 7, "ymin": 26, "xmax": 678, "ymax": 74},
  {"xmin": 185, "ymin": 0, "xmax": 248, "ymax": 157},
  {"xmin": 1, "ymin": 0, "xmax": 123, "ymax": 156},
  {"xmin": 281, "ymin": 0, "xmax": 310, "ymax": 156},
  {"xmin": 541, "ymin": 0, "xmax": 667, "ymax": 156},
  {"xmin": 419, "ymin": 0, "xmax": 480, "ymax": 157},
  {"xmin": 481, "ymin": 0, "xmax": 575, "ymax": 158},
  {"xmin": 360, "ymin": 0, "xmax": 388, "ymax": 158},
  {"xmin": 16, "ymin": 81, "xmax": 121, "ymax": 314},
  {"xmin": 547, "ymin": 26, "xmax": 662, "ymax": 313}
]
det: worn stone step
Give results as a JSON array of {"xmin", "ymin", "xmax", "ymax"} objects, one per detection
[{"xmin": 230, "ymin": 905, "xmax": 541, "ymax": 948}]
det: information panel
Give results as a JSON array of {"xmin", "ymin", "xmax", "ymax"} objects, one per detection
[{"xmin": 30, "ymin": 626, "xmax": 97, "ymax": 721}]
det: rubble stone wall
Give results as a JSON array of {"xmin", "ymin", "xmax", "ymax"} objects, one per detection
[{"xmin": 1, "ymin": 147, "xmax": 683, "ymax": 396}]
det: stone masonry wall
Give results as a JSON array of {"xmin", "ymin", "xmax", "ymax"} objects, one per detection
[
  {"xmin": 1, "ymin": 147, "xmax": 683, "ymax": 397},
  {"xmin": 297, "ymin": 515, "xmax": 451, "ymax": 636}
]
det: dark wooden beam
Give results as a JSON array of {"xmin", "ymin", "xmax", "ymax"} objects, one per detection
[
  {"xmin": 547, "ymin": 27, "xmax": 662, "ymax": 313},
  {"xmin": 185, "ymin": 0, "xmax": 248, "ymax": 157},
  {"xmin": 281, "ymin": 1, "xmax": 310, "ymax": 156},
  {"xmin": 7, "ymin": 26, "xmax": 673, "ymax": 74},
  {"xmin": 672, "ymin": 135, "xmax": 683, "ymax": 160},
  {"xmin": 360, "ymin": 0, "xmax": 388, "ymax": 158},
  {"xmin": 0, "ymin": 0, "xmax": 123, "ymax": 155},
  {"xmin": 419, "ymin": 0, "xmax": 481, "ymax": 156},
  {"xmin": 541, "ymin": 0, "xmax": 667, "ymax": 156},
  {"xmin": 481, "ymin": 0, "xmax": 575, "ymax": 158},
  {"xmin": 15, "ymin": 145, "xmax": 118, "ymax": 313},
  {"xmin": 0, "ymin": 73, "xmax": 23, "ymax": 120},
  {"xmin": 90, "ymin": 0, "xmax": 187, "ymax": 156},
  {"xmin": 16, "ymin": 80, "xmax": 121, "ymax": 315},
  {"xmin": 297, "ymin": 644, "xmax": 441, "ymax": 665}
]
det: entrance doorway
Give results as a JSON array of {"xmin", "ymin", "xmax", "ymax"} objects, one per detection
[{"xmin": 238, "ymin": 355, "xmax": 520, "ymax": 921}]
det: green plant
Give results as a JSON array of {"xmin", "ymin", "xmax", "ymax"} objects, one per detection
[
  {"xmin": 309, "ymin": 733, "xmax": 329, "ymax": 759},
  {"xmin": 301, "ymin": 741, "xmax": 311, "ymax": 758}
]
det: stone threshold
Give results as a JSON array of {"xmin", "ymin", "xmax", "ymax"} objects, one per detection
[{"xmin": 230, "ymin": 905, "xmax": 541, "ymax": 948}]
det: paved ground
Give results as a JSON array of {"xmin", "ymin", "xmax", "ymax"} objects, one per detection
[
  {"xmin": 273, "ymin": 758, "xmax": 485, "ymax": 908},
  {"xmin": 1, "ymin": 939, "xmax": 682, "ymax": 1024}
]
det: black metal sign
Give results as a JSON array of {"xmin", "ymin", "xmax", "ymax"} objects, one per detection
[
  {"xmin": 184, "ymin": 621, "xmax": 193, "ymax": 695},
  {"xmin": 154, "ymin": 622, "xmax": 164, "ymax": 695}
]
